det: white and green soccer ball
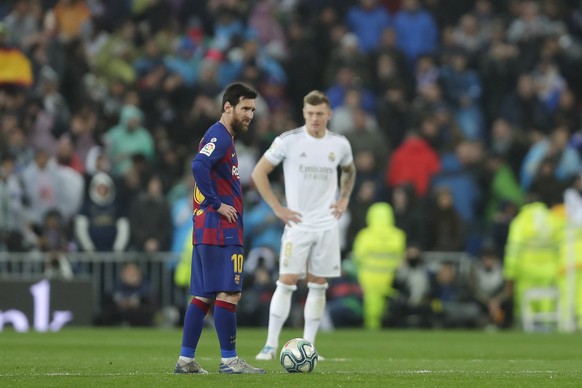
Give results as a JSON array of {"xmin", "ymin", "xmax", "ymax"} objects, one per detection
[{"xmin": 279, "ymin": 338, "xmax": 318, "ymax": 373}]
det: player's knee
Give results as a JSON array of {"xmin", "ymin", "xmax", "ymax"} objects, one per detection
[{"xmin": 218, "ymin": 292, "xmax": 241, "ymax": 304}]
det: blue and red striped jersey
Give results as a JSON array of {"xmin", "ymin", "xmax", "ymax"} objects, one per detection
[{"xmin": 191, "ymin": 122, "xmax": 243, "ymax": 246}]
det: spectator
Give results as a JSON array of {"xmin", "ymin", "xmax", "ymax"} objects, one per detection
[
  {"xmin": 21, "ymin": 148, "xmax": 84, "ymax": 229},
  {"xmin": 439, "ymin": 50, "xmax": 485, "ymax": 140},
  {"xmin": 452, "ymin": 14, "xmax": 486, "ymax": 59},
  {"xmin": 506, "ymin": 0, "xmax": 557, "ymax": 45},
  {"xmin": 164, "ymin": 36, "xmax": 201, "ymax": 88},
  {"xmin": 94, "ymin": 20, "xmax": 139, "ymax": 85},
  {"xmin": 499, "ymin": 74, "xmax": 553, "ymax": 132},
  {"xmin": 326, "ymin": 258, "xmax": 364, "ymax": 328},
  {"xmin": 489, "ymin": 118, "xmax": 529, "ymax": 179},
  {"xmin": 243, "ymin": 185, "xmax": 284, "ymax": 254},
  {"xmin": 36, "ymin": 66, "xmax": 71, "ymax": 138},
  {"xmin": 520, "ymin": 126, "xmax": 581, "ymax": 191},
  {"xmin": 371, "ymin": 27, "xmax": 408, "ymax": 85},
  {"xmin": 431, "ymin": 141, "xmax": 483, "ymax": 225},
  {"xmin": 415, "ymin": 54, "xmax": 439, "ymax": 95},
  {"xmin": 483, "ymin": 151, "xmax": 524, "ymax": 227},
  {"xmin": 38, "ymin": 209, "xmax": 74, "ymax": 280},
  {"xmin": 237, "ymin": 250, "xmax": 277, "ymax": 327},
  {"xmin": 375, "ymin": 82, "xmax": 410, "ymax": 149},
  {"xmin": 248, "ymin": 0, "xmax": 287, "ymax": 59},
  {"xmin": 468, "ymin": 246, "xmax": 513, "ymax": 328},
  {"xmin": 529, "ymin": 157, "xmax": 568, "ymax": 208},
  {"xmin": 345, "ymin": 109, "xmax": 386, "ymax": 167},
  {"xmin": 393, "ymin": 0, "xmax": 438, "ymax": 65},
  {"xmin": 49, "ymin": 0, "xmax": 91, "ymax": 43},
  {"xmin": 325, "ymin": 66, "xmax": 376, "ymax": 113},
  {"xmin": 105, "ymin": 104, "xmax": 154, "ymax": 177},
  {"xmin": 424, "ymin": 186, "xmax": 466, "ymax": 252},
  {"xmin": 97, "ymin": 262, "xmax": 157, "ymax": 326},
  {"xmin": 531, "ymin": 57, "xmax": 566, "ymax": 113},
  {"xmin": 74, "ymin": 172, "xmax": 129, "ymax": 253},
  {"xmin": 430, "ymin": 261, "xmax": 482, "ymax": 328},
  {"xmin": 128, "ymin": 174, "xmax": 172, "ymax": 253},
  {"xmin": 385, "ymin": 130, "xmax": 441, "ymax": 198},
  {"xmin": 331, "ymin": 88, "xmax": 378, "ymax": 135},
  {"xmin": 54, "ymin": 135, "xmax": 84, "ymax": 174},
  {"xmin": 324, "ymin": 32, "xmax": 371, "ymax": 88},
  {"xmin": 388, "ymin": 244, "xmax": 433, "ymax": 328},
  {"xmin": 346, "ymin": 0, "xmax": 391, "ymax": 54},
  {"xmin": 0, "ymin": 152, "xmax": 30, "ymax": 251},
  {"xmin": 391, "ymin": 183, "xmax": 426, "ymax": 247},
  {"xmin": 479, "ymin": 38, "xmax": 520, "ymax": 125},
  {"xmin": 3, "ymin": 0, "xmax": 40, "ymax": 51}
]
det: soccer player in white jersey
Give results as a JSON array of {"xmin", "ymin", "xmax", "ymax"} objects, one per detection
[{"xmin": 252, "ymin": 90, "xmax": 356, "ymax": 360}]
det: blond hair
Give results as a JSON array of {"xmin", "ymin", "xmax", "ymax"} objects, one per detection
[{"xmin": 303, "ymin": 90, "xmax": 330, "ymax": 107}]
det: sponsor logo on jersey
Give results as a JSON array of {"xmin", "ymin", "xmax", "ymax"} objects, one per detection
[
  {"xmin": 210, "ymin": 137, "xmax": 217, "ymax": 142},
  {"xmin": 328, "ymin": 152, "xmax": 335, "ymax": 162},
  {"xmin": 299, "ymin": 165, "xmax": 334, "ymax": 174},
  {"xmin": 200, "ymin": 142, "xmax": 215, "ymax": 156},
  {"xmin": 232, "ymin": 152, "xmax": 236, "ymax": 158},
  {"xmin": 300, "ymin": 152, "xmax": 307, "ymax": 158}
]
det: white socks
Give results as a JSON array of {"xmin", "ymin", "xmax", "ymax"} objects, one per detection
[
  {"xmin": 265, "ymin": 281, "xmax": 328, "ymax": 348},
  {"xmin": 303, "ymin": 282, "xmax": 328, "ymax": 345},
  {"xmin": 265, "ymin": 281, "xmax": 297, "ymax": 349}
]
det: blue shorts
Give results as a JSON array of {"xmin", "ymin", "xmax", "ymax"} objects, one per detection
[{"xmin": 190, "ymin": 245, "xmax": 245, "ymax": 298}]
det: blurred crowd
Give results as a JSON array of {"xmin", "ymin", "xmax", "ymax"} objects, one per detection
[{"xmin": 1, "ymin": 0, "xmax": 582, "ymax": 329}]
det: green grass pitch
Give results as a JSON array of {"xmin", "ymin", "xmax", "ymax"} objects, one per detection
[{"xmin": 1, "ymin": 327, "xmax": 582, "ymax": 387}]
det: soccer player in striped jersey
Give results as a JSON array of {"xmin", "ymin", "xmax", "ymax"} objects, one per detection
[
  {"xmin": 252, "ymin": 90, "xmax": 357, "ymax": 360},
  {"xmin": 175, "ymin": 82, "xmax": 265, "ymax": 374}
]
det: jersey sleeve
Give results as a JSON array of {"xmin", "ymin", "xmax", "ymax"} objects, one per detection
[
  {"xmin": 192, "ymin": 130, "xmax": 231, "ymax": 210},
  {"xmin": 339, "ymin": 137, "xmax": 354, "ymax": 167},
  {"xmin": 264, "ymin": 135, "xmax": 286, "ymax": 166}
]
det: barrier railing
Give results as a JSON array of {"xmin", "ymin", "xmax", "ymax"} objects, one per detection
[
  {"xmin": 0, "ymin": 251, "xmax": 185, "ymax": 317},
  {"xmin": 0, "ymin": 251, "xmax": 473, "ymax": 321}
]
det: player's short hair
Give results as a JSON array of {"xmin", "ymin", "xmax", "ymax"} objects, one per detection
[
  {"xmin": 222, "ymin": 82, "xmax": 257, "ymax": 111},
  {"xmin": 303, "ymin": 90, "xmax": 330, "ymax": 107}
]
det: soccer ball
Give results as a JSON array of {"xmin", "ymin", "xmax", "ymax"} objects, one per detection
[{"xmin": 279, "ymin": 338, "xmax": 318, "ymax": 373}]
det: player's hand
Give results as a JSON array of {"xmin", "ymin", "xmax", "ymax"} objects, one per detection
[
  {"xmin": 217, "ymin": 203, "xmax": 238, "ymax": 223},
  {"xmin": 330, "ymin": 198, "xmax": 348, "ymax": 219},
  {"xmin": 274, "ymin": 207, "xmax": 302, "ymax": 226}
]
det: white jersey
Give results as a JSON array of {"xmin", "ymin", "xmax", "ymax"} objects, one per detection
[{"xmin": 264, "ymin": 126, "xmax": 353, "ymax": 231}]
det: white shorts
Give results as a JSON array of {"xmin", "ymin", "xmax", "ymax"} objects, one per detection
[{"xmin": 278, "ymin": 225, "xmax": 341, "ymax": 278}]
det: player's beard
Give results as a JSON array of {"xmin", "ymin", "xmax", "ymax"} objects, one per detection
[{"xmin": 231, "ymin": 115, "xmax": 250, "ymax": 136}]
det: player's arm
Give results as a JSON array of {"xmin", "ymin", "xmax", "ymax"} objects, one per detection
[
  {"xmin": 251, "ymin": 156, "xmax": 301, "ymax": 225},
  {"xmin": 331, "ymin": 162, "xmax": 356, "ymax": 219},
  {"xmin": 192, "ymin": 142, "xmax": 238, "ymax": 223}
]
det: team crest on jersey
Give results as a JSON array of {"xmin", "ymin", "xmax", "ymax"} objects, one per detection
[
  {"xmin": 328, "ymin": 152, "xmax": 335, "ymax": 162},
  {"xmin": 234, "ymin": 274, "xmax": 240, "ymax": 284},
  {"xmin": 195, "ymin": 209, "xmax": 204, "ymax": 216},
  {"xmin": 200, "ymin": 142, "xmax": 215, "ymax": 156},
  {"xmin": 232, "ymin": 165, "xmax": 239, "ymax": 179}
]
